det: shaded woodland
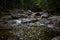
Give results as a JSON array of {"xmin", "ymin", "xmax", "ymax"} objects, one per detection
[{"xmin": 0, "ymin": 0, "xmax": 60, "ymax": 40}]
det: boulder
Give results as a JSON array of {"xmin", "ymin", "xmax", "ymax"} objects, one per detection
[
  {"xmin": 48, "ymin": 16, "xmax": 60, "ymax": 21},
  {"xmin": 41, "ymin": 12, "xmax": 49, "ymax": 18},
  {"xmin": 1, "ymin": 15, "xmax": 12, "ymax": 20},
  {"xmin": 51, "ymin": 36, "xmax": 60, "ymax": 40}
]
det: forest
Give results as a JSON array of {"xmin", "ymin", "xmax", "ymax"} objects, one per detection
[{"xmin": 0, "ymin": 0, "xmax": 60, "ymax": 12}]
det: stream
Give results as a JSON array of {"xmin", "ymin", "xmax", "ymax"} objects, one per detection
[{"xmin": 0, "ymin": 10, "xmax": 60, "ymax": 40}]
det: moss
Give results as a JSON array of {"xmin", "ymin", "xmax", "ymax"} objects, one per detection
[
  {"xmin": 0, "ymin": 18, "xmax": 4, "ymax": 21},
  {"xmin": 19, "ymin": 26, "xmax": 52, "ymax": 40},
  {"xmin": 0, "ymin": 25, "xmax": 17, "ymax": 40},
  {"xmin": 0, "ymin": 24, "xmax": 60, "ymax": 40},
  {"xmin": 11, "ymin": 21, "xmax": 16, "ymax": 24}
]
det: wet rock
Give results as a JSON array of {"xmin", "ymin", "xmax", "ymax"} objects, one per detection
[
  {"xmin": 6, "ymin": 18, "xmax": 32, "ymax": 29},
  {"xmin": 35, "ymin": 12, "xmax": 41, "ymax": 16},
  {"xmin": 31, "ymin": 12, "xmax": 41, "ymax": 18},
  {"xmin": 5, "ymin": 18, "xmax": 39, "ymax": 30},
  {"xmin": 47, "ymin": 22, "xmax": 60, "ymax": 31},
  {"xmin": 36, "ymin": 21, "xmax": 46, "ymax": 26},
  {"xmin": 31, "ymin": 12, "xmax": 38, "ymax": 18},
  {"xmin": 40, "ymin": 12, "xmax": 44, "ymax": 14},
  {"xmin": 53, "ymin": 27, "xmax": 60, "ymax": 31},
  {"xmin": 21, "ymin": 18, "xmax": 38, "ymax": 24},
  {"xmin": 11, "ymin": 13, "xmax": 21, "ymax": 19},
  {"xmin": 47, "ymin": 16, "xmax": 60, "ymax": 31},
  {"xmin": 47, "ymin": 24, "xmax": 55, "ymax": 28},
  {"xmin": 8, "ymin": 10, "xmax": 15, "ymax": 15},
  {"xmin": 51, "ymin": 36, "xmax": 60, "ymax": 40},
  {"xmin": 26, "ymin": 10, "xmax": 32, "ymax": 13},
  {"xmin": 56, "ymin": 21, "xmax": 60, "ymax": 27},
  {"xmin": 1, "ymin": 10, "xmax": 60, "ymax": 40},
  {"xmin": 28, "ymin": 23, "xmax": 36, "ymax": 26},
  {"xmin": 6, "ymin": 20, "xmax": 21, "ymax": 29},
  {"xmin": 1, "ymin": 15, "xmax": 12, "ymax": 20},
  {"xmin": 36, "ymin": 19, "xmax": 49, "ymax": 26},
  {"xmin": 26, "ymin": 10, "xmax": 32, "ymax": 15},
  {"xmin": 15, "ymin": 9, "xmax": 25, "ymax": 13},
  {"xmin": 21, "ymin": 18, "xmax": 32, "ymax": 22},
  {"xmin": 41, "ymin": 12, "xmax": 49, "ymax": 18},
  {"xmin": 11, "ymin": 14, "xmax": 28, "ymax": 19},
  {"xmin": 48, "ymin": 16, "xmax": 60, "ymax": 21}
]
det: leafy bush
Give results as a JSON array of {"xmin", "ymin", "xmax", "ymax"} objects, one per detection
[
  {"xmin": 0, "ymin": 0, "xmax": 60, "ymax": 12},
  {"xmin": 35, "ymin": 0, "xmax": 60, "ymax": 12}
]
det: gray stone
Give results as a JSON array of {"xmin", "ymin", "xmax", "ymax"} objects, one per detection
[
  {"xmin": 41, "ymin": 12, "xmax": 49, "ymax": 18},
  {"xmin": 51, "ymin": 36, "xmax": 60, "ymax": 40},
  {"xmin": 36, "ymin": 19, "xmax": 49, "ymax": 26},
  {"xmin": 47, "ymin": 24, "xmax": 55, "ymax": 28},
  {"xmin": 1, "ymin": 15, "xmax": 12, "ymax": 20},
  {"xmin": 48, "ymin": 16, "xmax": 60, "ymax": 21}
]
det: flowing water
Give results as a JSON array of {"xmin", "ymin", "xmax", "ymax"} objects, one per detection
[{"xmin": 0, "ymin": 11, "xmax": 60, "ymax": 40}]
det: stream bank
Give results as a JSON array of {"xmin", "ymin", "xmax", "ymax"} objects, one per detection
[{"xmin": 0, "ymin": 10, "xmax": 60, "ymax": 40}]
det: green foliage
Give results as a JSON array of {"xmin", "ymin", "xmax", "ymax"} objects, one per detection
[
  {"xmin": 0, "ymin": 0, "xmax": 60, "ymax": 12},
  {"xmin": 0, "ymin": 0, "xmax": 40, "ymax": 11},
  {"xmin": 0, "ymin": 0, "xmax": 22, "ymax": 11},
  {"xmin": 35, "ymin": 0, "xmax": 60, "ymax": 12}
]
